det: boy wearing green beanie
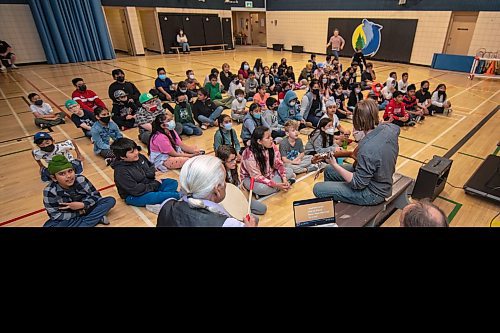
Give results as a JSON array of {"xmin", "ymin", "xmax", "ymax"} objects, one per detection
[
  {"xmin": 43, "ymin": 155, "xmax": 116, "ymax": 227},
  {"xmin": 66, "ymin": 99, "xmax": 96, "ymax": 138}
]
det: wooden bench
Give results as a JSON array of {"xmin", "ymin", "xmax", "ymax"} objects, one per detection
[
  {"xmin": 335, "ymin": 173, "xmax": 414, "ymax": 227},
  {"xmin": 170, "ymin": 44, "xmax": 228, "ymax": 54}
]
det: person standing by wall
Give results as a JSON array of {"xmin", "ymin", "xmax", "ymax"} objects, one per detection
[{"xmin": 326, "ymin": 29, "xmax": 345, "ymax": 59}]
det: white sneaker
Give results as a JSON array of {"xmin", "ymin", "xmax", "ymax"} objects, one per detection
[
  {"xmin": 11, "ymin": 64, "xmax": 19, "ymax": 69},
  {"xmin": 146, "ymin": 204, "xmax": 163, "ymax": 215},
  {"xmin": 0, "ymin": 66, "xmax": 6, "ymax": 72}
]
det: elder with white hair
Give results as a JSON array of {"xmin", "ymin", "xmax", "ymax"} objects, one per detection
[{"xmin": 156, "ymin": 155, "xmax": 257, "ymax": 227}]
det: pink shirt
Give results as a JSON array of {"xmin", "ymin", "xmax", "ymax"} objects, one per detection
[
  {"xmin": 150, "ymin": 131, "xmax": 182, "ymax": 154},
  {"xmin": 253, "ymin": 92, "xmax": 270, "ymax": 108},
  {"xmin": 328, "ymin": 35, "xmax": 345, "ymax": 51},
  {"xmin": 240, "ymin": 144, "xmax": 287, "ymax": 187}
]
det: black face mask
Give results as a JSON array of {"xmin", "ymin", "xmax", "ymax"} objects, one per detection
[
  {"xmin": 234, "ymin": 80, "xmax": 240, "ymax": 85},
  {"xmin": 422, "ymin": 87, "xmax": 429, "ymax": 92},
  {"xmin": 438, "ymin": 90, "xmax": 445, "ymax": 96},
  {"xmin": 78, "ymin": 85, "xmax": 87, "ymax": 92},
  {"xmin": 312, "ymin": 89, "xmax": 320, "ymax": 95},
  {"xmin": 99, "ymin": 116, "xmax": 111, "ymax": 124},
  {"xmin": 40, "ymin": 144, "xmax": 55, "ymax": 152},
  {"xmin": 34, "ymin": 99, "xmax": 44, "ymax": 106},
  {"xmin": 116, "ymin": 76, "xmax": 125, "ymax": 83},
  {"xmin": 179, "ymin": 101, "xmax": 187, "ymax": 108}
]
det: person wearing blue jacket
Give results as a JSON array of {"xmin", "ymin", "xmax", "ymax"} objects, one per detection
[
  {"xmin": 240, "ymin": 103, "xmax": 270, "ymax": 149},
  {"xmin": 277, "ymin": 90, "xmax": 306, "ymax": 128},
  {"xmin": 90, "ymin": 107, "xmax": 123, "ymax": 160}
]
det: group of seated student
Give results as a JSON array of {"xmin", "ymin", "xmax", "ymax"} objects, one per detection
[{"xmin": 36, "ymin": 53, "xmax": 456, "ymax": 227}]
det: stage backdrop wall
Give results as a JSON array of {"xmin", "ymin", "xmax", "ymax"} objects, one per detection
[{"xmin": 327, "ymin": 18, "xmax": 418, "ymax": 63}]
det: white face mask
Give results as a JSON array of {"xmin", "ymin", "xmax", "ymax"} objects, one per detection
[
  {"xmin": 325, "ymin": 128, "xmax": 335, "ymax": 135},
  {"xmin": 355, "ymin": 88, "xmax": 361, "ymax": 94},
  {"xmin": 237, "ymin": 97, "xmax": 244, "ymax": 102},
  {"xmin": 353, "ymin": 130, "xmax": 365, "ymax": 142},
  {"xmin": 322, "ymin": 79, "xmax": 328, "ymax": 83},
  {"xmin": 289, "ymin": 101, "xmax": 296, "ymax": 107}
]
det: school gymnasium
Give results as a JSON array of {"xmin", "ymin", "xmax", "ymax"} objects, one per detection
[{"xmin": 0, "ymin": 0, "xmax": 499, "ymax": 228}]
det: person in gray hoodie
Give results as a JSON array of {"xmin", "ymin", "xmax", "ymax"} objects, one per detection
[
  {"xmin": 277, "ymin": 90, "xmax": 305, "ymax": 128},
  {"xmin": 313, "ymin": 99, "xmax": 400, "ymax": 205}
]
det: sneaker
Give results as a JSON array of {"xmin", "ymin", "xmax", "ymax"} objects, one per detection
[
  {"xmin": 346, "ymin": 114, "xmax": 353, "ymax": 120},
  {"xmin": 201, "ymin": 124, "xmax": 208, "ymax": 130},
  {"xmin": 99, "ymin": 216, "xmax": 110, "ymax": 225},
  {"xmin": 0, "ymin": 66, "xmax": 6, "ymax": 73},
  {"xmin": 288, "ymin": 178, "xmax": 296, "ymax": 185},
  {"xmin": 430, "ymin": 110, "xmax": 435, "ymax": 116},
  {"xmin": 146, "ymin": 204, "xmax": 163, "ymax": 215},
  {"xmin": 105, "ymin": 158, "xmax": 113, "ymax": 166},
  {"xmin": 447, "ymin": 108, "xmax": 453, "ymax": 116},
  {"xmin": 11, "ymin": 64, "xmax": 19, "ymax": 69},
  {"xmin": 39, "ymin": 123, "xmax": 45, "ymax": 129},
  {"xmin": 407, "ymin": 121, "xmax": 416, "ymax": 127}
]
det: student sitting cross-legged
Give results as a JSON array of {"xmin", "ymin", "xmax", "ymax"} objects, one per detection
[
  {"xmin": 110, "ymin": 138, "xmax": 180, "ymax": 207},
  {"xmin": 279, "ymin": 120, "xmax": 317, "ymax": 175},
  {"xmin": 66, "ymin": 99, "xmax": 96, "ymax": 138},
  {"xmin": 71, "ymin": 77, "xmax": 108, "ymax": 113},
  {"xmin": 28, "ymin": 93, "xmax": 66, "ymax": 129},
  {"xmin": 230, "ymin": 89, "xmax": 247, "ymax": 123},
  {"xmin": 43, "ymin": 155, "xmax": 116, "ymax": 227},
  {"xmin": 383, "ymin": 91, "xmax": 416, "ymax": 127},
  {"xmin": 216, "ymin": 144, "xmax": 267, "ymax": 216},
  {"xmin": 90, "ymin": 107, "xmax": 123, "ymax": 161},
  {"xmin": 149, "ymin": 113, "xmax": 202, "ymax": 171},
  {"xmin": 214, "ymin": 114, "xmax": 241, "ymax": 161},
  {"xmin": 192, "ymin": 88, "xmax": 224, "ymax": 130},
  {"xmin": 174, "ymin": 93, "xmax": 202, "ymax": 136},
  {"xmin": 32, "ymin": 132, "xmax": 84, "ymax": 182},
  {"xmin": 240, "ymin": 126, "xmax": 295, "ymax": 198},
  {"xmin": 241, "ymin": 103, "xmax": 271, "ymax": 149},
  {"xmin": 304, "ymin": 118, "xmax": 338, "ymax": 155}
]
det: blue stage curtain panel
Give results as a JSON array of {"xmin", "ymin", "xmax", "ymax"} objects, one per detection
[{"xmin": 28, "ymin": 0, "xmax": 115, "ymax": 64}]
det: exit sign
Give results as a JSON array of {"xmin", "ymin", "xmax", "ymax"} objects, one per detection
[{"xmin": 245, "ymin": 1, "xmax": 253, "ymax": 8}]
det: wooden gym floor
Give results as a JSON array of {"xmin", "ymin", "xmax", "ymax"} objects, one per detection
[{"xmin": 0, "ymin": 46, "xmax": 499, "ymax": 227}]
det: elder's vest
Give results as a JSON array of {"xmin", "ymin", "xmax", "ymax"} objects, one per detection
[{"xmin": 157, "ymin": 199, "xmax": 227, "ymax": 227}]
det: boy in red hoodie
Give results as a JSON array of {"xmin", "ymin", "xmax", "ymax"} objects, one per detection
[
  {"xmin": 383, "ymin": 91, "xmax": 415, "ymax": 127},
  {"xmin": 71, "ymin": 78, "xmax": 108, "ymax": 113}
]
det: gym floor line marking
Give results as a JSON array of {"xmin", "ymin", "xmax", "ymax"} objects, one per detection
[
  {"xmin": 437, "ymin": 196, "xmax": 463, "ymax": 224},
  {"xmin": 0, "ymin": 184, "xmax": 117, "ymax": 227},
  {"xmin": 398, "ymin": 135, "xmax": 448, "ymax": 150},
  {"xmin": 101, "ymin": 61, "xmax": 157, "ymax": 79},
  {"xmin": 458, "ymin": 152, "xmax": 485, "ymax": 161}
]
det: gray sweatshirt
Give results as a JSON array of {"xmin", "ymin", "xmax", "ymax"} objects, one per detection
[{"xmin": 350, "ymin": 123, "xmax": 400, "ymax": 198}]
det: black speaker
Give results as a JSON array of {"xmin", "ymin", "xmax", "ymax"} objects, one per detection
[
  {"xmin": 412, "ymin": 155, "xmax": 453, "ymax": 200},
  {"xmin": 292, "ymin": 45, "xmax": 303, "ymax": 53},
  {"xmin": 272, "ymin": 43, "xmax": 284, "ymax": 51}
]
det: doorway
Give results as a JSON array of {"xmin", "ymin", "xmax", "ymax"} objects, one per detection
[
  {"xmin": 103, "ymin": 7, "xmax": 134, "ymax": 55},
  {"xmin": 444, "ymin": 12, "xmax": 478, "ymax": 55},
  {"xmin": 232, "ymin": 11, "xmax": 266, "ymax": 46}
]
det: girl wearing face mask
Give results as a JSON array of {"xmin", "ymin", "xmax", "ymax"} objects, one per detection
[
  {"xmin": 348, "ymin": 83, "xmax": 363, "ymax": 112},
  {"xmin": 214, "ymin": 114, "xmax": 241, "ymax": 161},
  {"xmin": 238, "ymin": 61, "xmax": 250, "ymax": 82},
  {"xmin": 415, "ymin": 80, "xmax": 431, "ymax": 115},
  {"xmin": 277, "ymin": 90, "xmax": 306, "ymax": 128},
  {"xmin": 301, "ymin": 80, "xmax": 326, "ymax": 128},
  {"xmin": 429, "ymin": 84, "xmax": 452, "ymax": 116},
  {"xmin": 371, "ymin": 82, "xmax": 385, "ymax": 110},
  {"xmin": 318, "ymin": 74, "xmax": 330, "ymax": 98},
  {"xmin": 241, "ymin": 103, "xmax": 271, "ymax": 147},
  {"xmin": 149, "ymin": 113, "xmax": 200, "ymax": 171},
  {"xmin": 228, "ymin": 74, "xmax": 244, "ymax": 98},
  {"xmin": 263, "ymin": 97, "xmax": 287, "ymax": 140},
  {"xmin": 340, "ymin": 71, "xmax": 352, "ymax": 96},
  {"xmin": 90, "ymin": 107, "xmax": 123, "ymax": 161},
  {"xmin": 176, "ymin": 29, "xmax": 190, "ymax": 54},
  {"xmin": 278, "ymin": 58, "xmax": 288, "ymax": 77},
  {"xmin": 304, "ymin": 118, "xmax": 338, "ymax": 155},
  {"xmin": 331, "ymin": 83, "xmax": 351, "ymax": 119},
  {"xmin": 241, "ymin": 126, "xmax": 295, "ymax": 197}
]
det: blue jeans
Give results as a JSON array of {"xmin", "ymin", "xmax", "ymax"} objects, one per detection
[
  {"xmin": 179, "ymin": 42, "xmax": 190, "ymax": 52},
  {"xmin": 197, "ymin": 106, "xmax": 223, "ymax": 125},
  {"xmin": 182, "ymin": 123, "xmax": 202, "ymax": 136},
  {"xmin": 41, "ymin": 160, "xmax": 83, "ymax": 182},
  {"xmin": 332, "ymin": 50, "xmax": 340, "ymax": 59},
  {"xmin": 43, "ymin": 197, "xmax": 116, "ymax": 227},
  {"xmin": 125, "ymin": 179, "xmax": 180, "ymax": 207},
  {"xmin": 313, "ymin": 164, "xmax": 385, "ymax": 206},
  {"xmin": 379, "ymin": 100, "xmax": 388, "ymax": 110}
]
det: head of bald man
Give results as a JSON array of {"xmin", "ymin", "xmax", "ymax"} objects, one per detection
[{"xmin": 400, "ymin": 200, "xmax": 449, "ymax": 227}]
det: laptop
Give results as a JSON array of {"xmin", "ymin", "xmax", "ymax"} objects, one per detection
[{"xmin": 293, "ymin": 197, "xmax": 338, "ymax": 227}]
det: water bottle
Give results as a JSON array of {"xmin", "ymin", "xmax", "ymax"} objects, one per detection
[{"xmin": 342, "ymin": 137, "xmax": 348, "ymax": 150}]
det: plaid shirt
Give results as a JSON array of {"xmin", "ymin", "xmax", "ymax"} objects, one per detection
[
  {"xmin": 43, "ymin": 175, "xmax": 101, "ymax": 221},
  {"xmin": 135, "ymin": 106, "xmax": 165, "ymax": 128}
]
